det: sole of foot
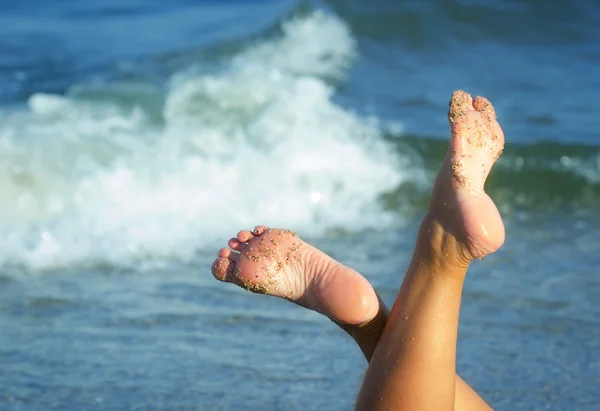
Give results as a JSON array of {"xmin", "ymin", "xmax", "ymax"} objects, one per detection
[
  {"xmin": 427, "ymin": 90, "xmax": 506, "ymax": 264},
  {"xmin": 211, "ymin": 226, "xmax": 380, "ymax": 325}
]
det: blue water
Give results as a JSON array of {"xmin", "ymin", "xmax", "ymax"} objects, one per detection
[{"xmin": 1, "ymin": 0, "xmax": 599, "ymax": 409}]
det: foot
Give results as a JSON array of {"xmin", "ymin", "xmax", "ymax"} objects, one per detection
[
  {"xmin": 427, "ymin": 90, "xmax": 505, "ymax": 262},
  {"xmin": 211, "ymin": 226, "xmax": 380, "ymax": 325}
]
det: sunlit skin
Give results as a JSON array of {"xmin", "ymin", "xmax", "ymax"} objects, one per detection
[{"xmin": 212, "ymin": 90, "xmax": 505, "ymax": 410}]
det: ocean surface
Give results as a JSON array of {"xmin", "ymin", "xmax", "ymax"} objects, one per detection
[{"xmin": 1, "ymin": 0, "xmax": 599, "ymax": 409}]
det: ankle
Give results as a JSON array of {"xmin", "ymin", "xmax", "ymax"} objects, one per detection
[
  {"xmin": 337, "ymin": 300, "xmax": 388, "ymax": 362},
  {"xmin": 414, "ymin": 213, "xmax": 472, "ymax": 273}
]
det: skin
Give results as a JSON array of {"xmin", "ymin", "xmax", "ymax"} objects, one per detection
[
  {"xmin": 212, "ymin": 90, "xmax": 505, "ymax": 410},
  {"xmin": 355, "ymin": 90, "xmax": 504, "ymax": 411}
]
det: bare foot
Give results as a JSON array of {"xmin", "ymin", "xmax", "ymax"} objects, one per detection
[
  {"xmin": 428, "ymin": 90, "xmax": 505, "ymax": 262},
  {"xmin": 211, "ymin": 226, "xmax": 380, "ymax": 326}
]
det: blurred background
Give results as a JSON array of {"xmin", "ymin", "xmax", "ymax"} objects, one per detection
[{"xmin": 0, "ymin": 0, "xmax": 599, "ymax": 409}]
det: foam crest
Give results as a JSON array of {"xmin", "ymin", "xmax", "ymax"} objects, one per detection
[{"xmin": 0, "ymin": 12, "xmax": 408, "ymax": 271}]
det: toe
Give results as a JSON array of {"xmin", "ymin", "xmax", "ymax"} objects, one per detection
[
  {"xmin": 228, "ymin": 238, "xmax": 242, "ymax": 250},
  {"xmin": 224, "ymin": 241, "xmax": 251, "ymax": 255},
  {"xmin": 473, "ymin": 96, "xmax": 497, "ymax": 121},
  {"xmin": 218, "ymin": 247, "xmax": 232, "ymax": 258},
  {"xmin": 449, "ymin": 90, "xmax": 474, "ymax": 123},
  {"xmin": 253, "ymin": 225, "xmax": 268, "ymax": 236},
  {"xmin": 237, "ymin": 230, "xmax": 254, "ymax": 243},
  {"xmin": 473, "ymin": 96, "xmax": 504, "ymax": 158},
  {"xmin": 211, "ymin": 257, "xmax": 236, "ymax": 282}
]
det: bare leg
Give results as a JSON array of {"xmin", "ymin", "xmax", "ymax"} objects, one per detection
[
  {"xmin": 355, "ymin": 90, "xmax": 505, "ymax": 411},
  {"xmin": 211, "ymin": 231, "xmax": 493, "ymax": 408},
  {"xmin": 344, "ymin": 298, "xmax": 492, "ymax": 411}
]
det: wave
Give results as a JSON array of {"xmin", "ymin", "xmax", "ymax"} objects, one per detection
[
  {"xmin": 2, "ymin": 7, "xmax": 597, "ymax": 272},
  {"xmin": 0, "ymin": 11, "xmax": 414, "ymax": 271}
]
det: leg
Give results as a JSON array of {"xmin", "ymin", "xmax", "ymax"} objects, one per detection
[
  {"xmin": 344, "ymin": 297, "xmax": 492, "ymax": 411},
  {"xmin": 211, "ymin": 231, "xmax": 492, "ymax": 408},
  {"xmin": 355, "ymin": 90, "xmax": 505, "ymax": 411}
]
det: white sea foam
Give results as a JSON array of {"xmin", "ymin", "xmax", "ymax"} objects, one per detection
[
  {"xmin": 557, "ymin": 154, "xmax": 600, "ymax": 184},
  {"xmin": 0, "ymin": 12, "xmax": 411, "ymax": 271}
]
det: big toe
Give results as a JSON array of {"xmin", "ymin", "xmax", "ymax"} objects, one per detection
[
  {"xmin": 211, "ymin": 257, "xmax": 236, "ymax": 282},
  {"xmin": 449, "ymin": 90, "xmax": 474, "ymax": 123}
]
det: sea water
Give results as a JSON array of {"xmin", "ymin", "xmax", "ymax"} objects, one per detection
[{"xmin": 0, "ymin": 0, "xmax": 599, "ymax": 409}]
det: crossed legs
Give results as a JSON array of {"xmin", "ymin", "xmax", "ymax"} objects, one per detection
[{"xmin": 211, "ymin": 91, "xmax": 505, "ymax": 410}]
